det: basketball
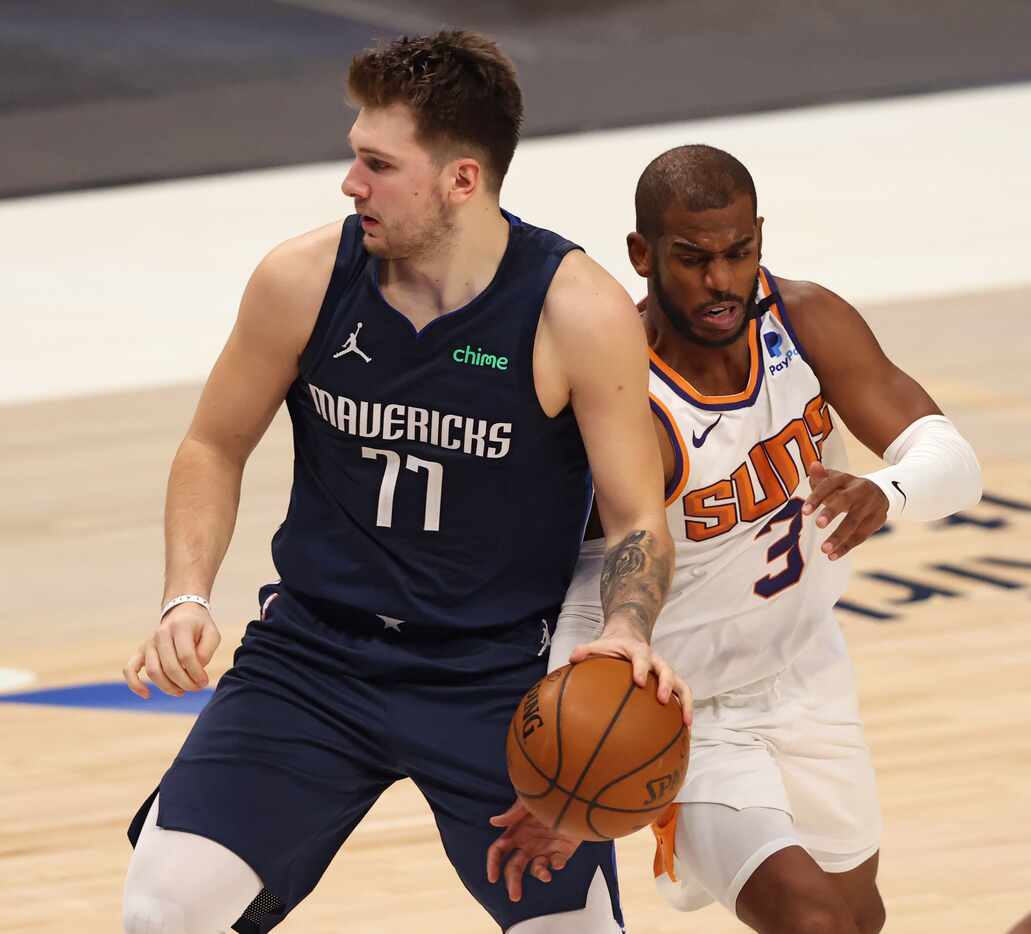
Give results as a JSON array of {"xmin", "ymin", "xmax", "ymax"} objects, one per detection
[{"xmin": 506, "ymin": 657, "xmax": 690, "ymax": 841}]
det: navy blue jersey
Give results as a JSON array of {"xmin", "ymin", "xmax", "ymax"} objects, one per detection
[{"xmin": 270, "ymin": 212, "xmax": 593, "ymax": 630}]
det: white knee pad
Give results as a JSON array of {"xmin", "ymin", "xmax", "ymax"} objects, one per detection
[
  {"xmin": 123, "ymin": 794, "xmax": 262, "ymax": 934},
  {"xmin": 506, "ymin": 868, "xmax": 622, "ymax": 933},
  {"xmin": 123, "ymin": 891, "xmax": 189, "ymax": 934}
]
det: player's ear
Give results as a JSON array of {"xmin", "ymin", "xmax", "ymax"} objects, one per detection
[
  {"xmin": 449, "ymin": 158, "xmax": 481, "ymax": 204},
  {"xmin": 756, "ymin": 216, "xmax": 764, "ymax": 261},
  {"xmin": 627, "ymin": 232, "xmax": 653, "ymax": 279}
]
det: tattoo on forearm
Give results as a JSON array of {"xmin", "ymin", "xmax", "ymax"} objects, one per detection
[{"xmin": 600, "ymin": 530, "xmax": 672, "ymax": 640}]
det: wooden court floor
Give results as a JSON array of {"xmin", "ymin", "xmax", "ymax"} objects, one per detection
[{"xmin": 2, "ymin": 285, "xmax": 1030, "ymax": 932}]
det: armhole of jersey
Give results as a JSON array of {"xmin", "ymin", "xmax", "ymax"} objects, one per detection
[
  {"xmin": 649, "ymin": 394, "xmax": 690, "ymax": 506},
  {"xmin": 579, "ymin": 476, "xmax": 600, "ymax": 543},
  {"xmin": 298, "ymin": 216, "xmax": 365, "ymax": 376},
  {"xmin": 518, "ymin": 242, "xmax": 584, "ymax": 420},
  {"xmin": 759, "ymin": 266, "xmax": 811, "ymax": 367}
]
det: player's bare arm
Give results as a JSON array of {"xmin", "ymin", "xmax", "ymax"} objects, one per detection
[
  {"xmin": 535, "ymin": 250, "xmax": 685, "ymax": 696},
  {"xmin": 780, "ymin": 277, "xmax": 981, "ymax": 559},
  {"xmin": 487, "ymin": 253, "xmax": 688, "ymax": 902},
  {"xmin": 599, "ymin": 527, "xmax": 673, "ymax": 645},
  {"xmin": 123, "ymin": 225, "xmax": 338, "ymax": 699},
  {"xmin": 595, "ymin": 418, "xmax": 680, "ymax": 631}
]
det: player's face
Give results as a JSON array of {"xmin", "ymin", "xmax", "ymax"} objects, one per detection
[
  {"xmin": 640, "ymin": 194, "xmax": 763, "ymax": 348},
  {"xmin": 342, "ymin": 103, "xmax": 454, "ymax": 259}
]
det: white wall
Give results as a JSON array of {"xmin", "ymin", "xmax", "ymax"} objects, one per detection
[{"xmin": 2, "ymin": 81, "xmax": 1029, "ymax": 404}]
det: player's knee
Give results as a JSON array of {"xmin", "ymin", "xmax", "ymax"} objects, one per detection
[
  {"xmin": 755, "ymin": 898, "xmax": 859, "ymax": 934},
  {"xmin": 123, "ymin": 890, "xmax": 189, "ymax": 934},
  {"xmin": 855, "ymin": 892, "xmax": 886, "ymax": 934},
  {"xmin": 123, "ymin": 886, "xmax": 230, "ymax": 934}
]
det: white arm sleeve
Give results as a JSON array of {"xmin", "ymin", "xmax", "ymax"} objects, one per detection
[
  {"xmin": 863, "ymin": 414, "xmax": 982, "ymax": 521},
  {"xmin": 549, "ymin": 540, "xmax": 605, "ymax": 672}
]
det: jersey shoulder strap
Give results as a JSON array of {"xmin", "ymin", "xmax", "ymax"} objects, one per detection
[{"xmin": 300, "ymin": 216, "xmax": 367, "ymax": 374}]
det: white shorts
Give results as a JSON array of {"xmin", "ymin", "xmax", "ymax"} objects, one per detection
[{"xmin": 551, "ymin": 617, "xmax": 881, "ymax": 913}]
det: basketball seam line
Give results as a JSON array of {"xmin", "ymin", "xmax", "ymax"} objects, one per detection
[
  {"xmin": 511, "ymin": 667, "xmax": 572, "ymax": 798},
  {"xmin": 552, "ymin": 672, "xmax": 637, "ymax": 831},
  {"xmin": 584, "ymin": 723, "xmax": 687, "ymax": 838},
  {"xmin": 589, "ymin": 724, "xmax": 686, "ymax": 803},
  {"xmin": 507, "ymin": 766, "xmax": 684, "ymax": 812},
  {"xmin": 510, "ymin": 782, "xmax": 686, "ymax": 814},
  {"xmin": 509, "ymin": 719, "xmax": 560, "ymax": 797},
  {"xmin": 553, "ymin": 666, "xmax": 569, "ymax": 790}
]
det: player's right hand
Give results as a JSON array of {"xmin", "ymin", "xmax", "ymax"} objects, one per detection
[
  {"xmin": 123, "ymin": 603, "xmax": 220, "ymax": 699},
  {"xmin": 803, "ymin": 460, "xmax": 890, "ymax": 560},
  {"xmin": 569, "ymin": 627, "xmax": 694, "ymax": 728}
]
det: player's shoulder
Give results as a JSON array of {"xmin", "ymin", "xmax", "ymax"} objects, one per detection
[
  {"xmin": 257, "ymin": 221, "xmax": 346, "ymax": 290},
  {"xmin": 250, "ymin": 222, "xmax": 344, "ymax": 309},
  {"xmin": 240, "ymin": 221, "xmax": 346, "ymax": 350},
  {"xmin": 769, "ymin": 275, "xmax": 866, "ymax": 341},
  {"xmin": 544, "ymin": 250, "xmax": 640, "ymax": 339},
  {"xmin": 539, "ymin": 252, "xmax": 647, "ymax": 395},
  {"xmin": 771, "ymin": 274, "xmax": 852, "ymax": 317},
  {"xmin": 768, "ymin": 273, "xmax": 882, "ymax": 374}
]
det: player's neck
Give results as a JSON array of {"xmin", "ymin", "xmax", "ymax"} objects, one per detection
[
  {"xmin": 646, "ymin": 313, "xmax": 753, "ymax": 397},
  {"xmin": 380, "ymin": 205, "xmax": 509, "ymax": 317}
]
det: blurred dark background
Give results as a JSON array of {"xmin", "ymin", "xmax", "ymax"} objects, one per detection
[{"xmin": 5, "ymin": 0, "xmax": 1031, "ymax": 199}]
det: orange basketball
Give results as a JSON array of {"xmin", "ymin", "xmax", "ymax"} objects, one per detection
[{"xmin": 506, "ymin": 656, "xmax": 689, "ymax": 841}]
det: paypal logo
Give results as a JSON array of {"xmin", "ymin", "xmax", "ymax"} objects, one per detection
[{"xmin": 764, "ymin": 331, "xmax": 798, "ymax": 374}]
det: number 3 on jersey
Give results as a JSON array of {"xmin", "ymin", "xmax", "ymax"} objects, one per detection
[
  {"xmin": 362, "ymin": 446, "xmax": 443, "ymax": 532},
  {"xmin": 753, "ymin": 497, "xmax": 804, "ymax": 598}
]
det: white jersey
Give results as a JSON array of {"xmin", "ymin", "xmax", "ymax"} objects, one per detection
[{"xmin": 563, "ymin": 269, "xmax": 850, "ymax": 699}]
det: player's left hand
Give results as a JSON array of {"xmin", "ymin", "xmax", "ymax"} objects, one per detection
[
  {"xmin": 487, "ymin": 799, "xmax": 581, "ymax": 902},
  {"xmin": 568, "ymin": 625, "xmax": 693, "ymax": 727},
  {"xmin": 803, "ymin": 460, "xmax": 889, "ymax": 561}
]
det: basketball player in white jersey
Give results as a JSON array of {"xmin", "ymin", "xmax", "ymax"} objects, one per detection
[{"xmin": 496, "ymin": 145, "xmax": 982, "ymax": 932}]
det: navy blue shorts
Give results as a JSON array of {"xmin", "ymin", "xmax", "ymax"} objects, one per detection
[{"xmin": 128, "ymin": 585, "xmax": 622, "ymax": 933}]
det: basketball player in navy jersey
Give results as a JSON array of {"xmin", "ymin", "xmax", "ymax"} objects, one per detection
[
  {"xmin": 120, "ymin": 31, "xmax": 689, "ymax": 934},
  {"xmin": 495, "ymin": 145, "xmax": 981, "ymax": 932}
]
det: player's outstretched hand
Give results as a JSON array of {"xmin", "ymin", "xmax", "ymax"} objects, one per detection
[
  {"xmin": 487, "ymin": 799, "xmax": 581, "ymax": 902},
  {"xmin": 123, "ymin": 603, "xmax": 220, "ymax": 699},
  {"xmin": 568, "ymin": 627, "xmax": 693, "ymax": 727},
  {"xmin": 803, "ymin": 461, "xmax": 889, "ymax": 561}
]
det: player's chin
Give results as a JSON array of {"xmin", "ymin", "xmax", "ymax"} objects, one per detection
[{"xmin": 360, "ymin": 231, "xmax": 390, "ymax": 256}]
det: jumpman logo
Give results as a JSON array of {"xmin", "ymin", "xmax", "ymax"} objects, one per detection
[
  {"xmin": 333, "ymin": 322, "xmax": 372, "ymax": 363},
  {"xmin": 537, "ymin": 619, "xmax": 551, "ymax": 657}
]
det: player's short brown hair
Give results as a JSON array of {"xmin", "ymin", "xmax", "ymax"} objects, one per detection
[
  {"xmin": 636, "ymin": 144, "xmax": 758, "ymax": 238},
  {"xmin": 348, "ymin": 31, "xmax": 523, "ymax": 193}
]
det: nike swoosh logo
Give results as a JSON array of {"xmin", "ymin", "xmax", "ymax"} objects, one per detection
[
  {"xmin": 891, "ymin": 480, "xmax": 907, "ymax": 508},
  {"xmin": 692, "ymin": 414, "xmax": 723, "ymax": 448}
]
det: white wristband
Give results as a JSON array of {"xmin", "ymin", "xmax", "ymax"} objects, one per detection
[{"xmin": 160, "ymin": 594, "xmax": 211, "ymax": 619}]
